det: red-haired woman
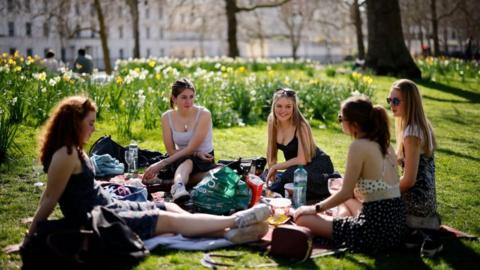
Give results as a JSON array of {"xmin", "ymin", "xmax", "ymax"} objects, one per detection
[{"xmin": 27, "ymin": 96, "xmax": 270, "ymax": 245}]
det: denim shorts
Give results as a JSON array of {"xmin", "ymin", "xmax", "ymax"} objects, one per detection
[{"xmin": 105, "ymin": 200, "xmax": 166, "ymax": 239}]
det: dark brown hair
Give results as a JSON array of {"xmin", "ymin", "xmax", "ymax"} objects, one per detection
[
  {"xmin": 170, "ymin": 78, "xmax": 195, "ymax": 108},
  {"xmin": 341, "ymin": 95, "xmax": 390, "ymax": 156},
  {"xmin": 39, "ymin": 96, "xmax": 97, "ymax": 172}
]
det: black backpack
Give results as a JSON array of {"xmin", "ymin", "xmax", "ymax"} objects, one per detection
[
  {"xmin": 20, "ymin": 206, "xmax": 149, "ymax": 270},
  {"xmin": 89, "ymin": 135, "xmax": 166, "ymax": 169}
]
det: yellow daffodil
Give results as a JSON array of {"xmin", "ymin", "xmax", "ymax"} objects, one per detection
[
  {"xmin": 148, "ymin": 60, "xmax": 156, "ymax": 68},
  {"xmin": 116, "ymin": 76, "xmax": 124, "ymax": 84},
  {"xmin": 155, "ymin": 73, "xmax": 161, "ymax": 80}
]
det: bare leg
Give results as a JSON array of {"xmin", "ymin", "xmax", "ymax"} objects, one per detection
[
  {"xmin": 189, "ymin": 171, "xmax": 210, "ymax": 185},
  {"xmin": 337, "ymin": 203, "xmax": 353, "ymax": 217},
  {"xmin": 173, "ymin": 159, "xmax": 193, "ymax": 185},
  {"xmin": 155, "ymin": 212, "xmax": 235, "ymax": 237},
  {"xmin": 164, "ymin": 202, "xmax": 190, "ymax": 214},
  {"xmin": 344, "ymin": 198, "xmax": 362, "ymax": 217},
  {"xmin": 296, "ymin": 214, "xmax": 334, "ymax": 239}
]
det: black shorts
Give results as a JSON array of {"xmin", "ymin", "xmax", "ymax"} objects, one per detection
[{"xmin": 169, "ymin": 150, "xmax": 216, "ymax": 175}]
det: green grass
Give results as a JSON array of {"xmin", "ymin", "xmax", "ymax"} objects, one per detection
[{"xmin": 1, "ymin": 74, "xmax": 479, "ymax": 269}]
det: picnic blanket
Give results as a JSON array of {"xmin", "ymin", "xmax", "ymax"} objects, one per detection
[{"xmin": 144, "ymin": 234, "xmax": 234, "ymax": 251}]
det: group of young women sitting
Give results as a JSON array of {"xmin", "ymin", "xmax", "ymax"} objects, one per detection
[{"xmin": 27, "ymin": 77, "xmax": 440, "ymax": 254}]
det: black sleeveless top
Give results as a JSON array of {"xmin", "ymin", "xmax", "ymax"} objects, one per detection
[
  {"xmin": 58, "ymin": 156, "xmax": 113, "ymax": 222},
  {"xmin": 277, "ymin": 135, "xmax": 299, "ymax": 161}
]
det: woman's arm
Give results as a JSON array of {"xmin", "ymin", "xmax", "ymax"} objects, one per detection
[
  {"xmin": 295, "ymin": 141, "xmax": 363, "ymax": 220},
  {"xmin": 400, "ymin": 136, "xmax": 421, "ymax": 192},
  {"xmin": 28, "ymin": 148, "xmax": 77, "ymax": 235},
  {"xmin": 161, "ymin": 112, "xmax": 178, "ymax": 157}
]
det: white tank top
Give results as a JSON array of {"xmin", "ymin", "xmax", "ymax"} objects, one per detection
[{"xmin": 167, "ymin": 106, "xmax": 214, "ymax": 153}]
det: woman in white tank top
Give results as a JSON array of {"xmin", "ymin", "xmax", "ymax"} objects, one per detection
[{"xmin": 143, "ymin": 78, "xmax": 215, "ymax": 203}]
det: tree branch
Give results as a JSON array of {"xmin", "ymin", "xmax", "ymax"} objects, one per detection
[{"xmin": 237, "ymin": 0, "xmax": 290, "ymax": 12}]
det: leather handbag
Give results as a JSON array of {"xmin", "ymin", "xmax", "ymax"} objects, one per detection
[{"xmin": 269, "ymin": 224, "xmax": 313, "ymax": 262}]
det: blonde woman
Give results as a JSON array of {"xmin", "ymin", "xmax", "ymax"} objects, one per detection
[
  {"xmin": 266, "ymin": 88, "xmax": 335, "ymax": 201},
  {"xmin": 388, "ymin": 79, "xmax": 442, "ymax": 256}
]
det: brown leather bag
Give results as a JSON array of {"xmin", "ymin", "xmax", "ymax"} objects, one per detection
[{"xmin": 269, "ymin": 224, "xmax": 313, "ymax": 262}]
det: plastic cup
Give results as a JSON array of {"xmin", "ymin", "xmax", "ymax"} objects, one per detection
[{"xmin": 284, "ymin": 183, "xmax": 295, "ymax": 199}]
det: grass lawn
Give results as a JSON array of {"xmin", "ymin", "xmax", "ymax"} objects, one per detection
[{"xmin": 1, "ymin": 74, "xmax": 479, "ymax": 269}]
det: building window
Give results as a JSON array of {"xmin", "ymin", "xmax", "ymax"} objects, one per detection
[
  {"xmin": 75, "ymin": 25, "xmax": 81, "ymax": 38},
  {"xmin": 26, "ymin": 22, "xmax": 32, "ymax": 37},
  {"xmin": 26, "ymin": 48, "xmax": 33, "ymax": 56},
  {"xmin": 43, "ymin": 22, "xmax": 49, "ymax": 38},
  {"xmin": 158, "ymin": 7, "xmax": 163, "ymax": 20},
  {"xmin": 8, "ymin": 22, "xmax": 15, "ymax": 37},
  {"xmin": 24, "ymin": 0, "xmax": 31, "ymax": 12},
  {"xmin": 61, "ymin": 47, "xmax": 66, "ymax": 62},
  {"xmin": 146, "ymin": 27, "xmax": 150, "ymax": 39},
  {"xmin": 145, "ymin": 8, "xmax": 150, "ymax": 19},
  {"xmin": 146, "ymin": 48, "xmax": 151, "ymax": 57},
  {"xmin": 451, "ymin": 31, "xmax": 456, "ymax": 39},
  {"xmin": 75, "ymin": 4, "xmax": 80, "ymax": 16},
  {"xmin": 91, "ymin": 4, "xmax": 96, "ymax": 16},
  {"xmin": 160, "ymin": 48, "xmax": 164, "ymax": 57},
  {"xmin": 10, "ymin": 48, "xmax": 16, "ymax": 55},
  {"xmin": 7, "ymin": 0, "xmax": 14, "ymax": 12},
  {"xmin": 119, "ymin": 26, "xmax": 123, "ymax": 39},
  {"xmin": 118, "ymin": 6, "xmax": 123, "ymax": 17},
  {"xmin": 43, "ymin": 0, "xmax": 48, "ymax": 13},
  {"xmin": 119, "ymin": 48, "xmax": 124, "ymax": 59},
  {"xmin": 159, "ymin": 27, "xmax": 163, "ymax": 39}
]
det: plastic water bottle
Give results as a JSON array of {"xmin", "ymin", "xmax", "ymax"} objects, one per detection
[
  {"xmin": 293, "ymin": 165, "xmax": 308, "ymax": 208},
  {"xmin": 128, "ymin": 141, "xmax": 138, "ymax": 174}
]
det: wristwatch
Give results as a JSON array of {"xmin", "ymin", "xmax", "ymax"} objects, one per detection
[{"xmin": 315, "ymin": 203, "xmax": 323, "ymax": 213}]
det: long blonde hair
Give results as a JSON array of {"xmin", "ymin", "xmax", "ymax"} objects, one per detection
[
  {"xmin": 392, "ymin": 79, "xmax": 436, "ymax": 157},
  {"xmin": 267, "ymin": 88, "xmax": 316, "ymax": 166}
]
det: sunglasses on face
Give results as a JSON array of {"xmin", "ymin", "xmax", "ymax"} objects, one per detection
[{"xmin": 386, "ymin": 97, "xmax": 401, "ymax": 106}]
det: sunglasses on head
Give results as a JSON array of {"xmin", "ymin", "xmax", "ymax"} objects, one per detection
[
  {"xmin": 277, "ymin": 88, "xmax": 296, "ymax": 97},
  {"xmin": 337, "ymin": 114, "xmax": 344, "ymax": 123},
  {"xmin": 386, "ymin": 97, "xmax": 401, "ymax": 106}
]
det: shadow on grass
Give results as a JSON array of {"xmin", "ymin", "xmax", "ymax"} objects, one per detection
[
  {"xmin": 423, "ymin": 95, "xmax": 470, "ymax": 104},
  {"xmin": 437, "ymin": 148, "xmax": 480, "ymax": 162},
  {"xmin": 414, "ymin": 79, "xmax": 480, "ymax": 104}
]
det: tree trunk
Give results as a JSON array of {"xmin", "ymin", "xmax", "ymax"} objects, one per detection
[
  {"xmin": 94, "ymin": 0, "xmax": 112, "ymax": 74},
  {"xmin": 430, "ymin": 0, "xmax": 440, "ymax": 56},
  {"xmin": 225, "ymin": 0, "xmax": 240, "ymax": 57},
  {"xmin": 365, "ymin": 0, "xmax": 421, "ymax": 79},
  {"xmin": 352, "ymin": 0, "xmax": 365, "ymax": 59},
  {"xmin": 126, "ymin": 0, "xmax": 140, "ymax": 58}
]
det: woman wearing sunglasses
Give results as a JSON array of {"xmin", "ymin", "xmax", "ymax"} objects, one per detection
[
  {"xmin": 265, "ymin": 88, "xmax": 335, "ymax": 201},
  {"xmin": 294, "ymin": 95, "xmax": 405, "ymax": 253},
  {"xmin": 388, "ymin": 79, "xmax": 442, "ymax": 256}
]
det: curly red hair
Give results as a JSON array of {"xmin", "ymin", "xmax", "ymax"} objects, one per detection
[{"xmin": 39, "ymin": 96, "xmax": 97, "ymax": 172}]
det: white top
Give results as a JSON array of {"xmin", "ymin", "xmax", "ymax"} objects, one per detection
[
  {"xmin": 354, "ymin": 158, "xmax": 401, "ymax": 203},
  {"xmin": 404, "ymin": 124, "xmax": 434, "ymax": 155},
  {"xmin": 167, "ymin": 106, "xmax": 214, "ymax": 153}
]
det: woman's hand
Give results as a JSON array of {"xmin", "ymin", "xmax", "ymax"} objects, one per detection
[
  {"xmin": 293, "ymin": 205, "xmax": 317, "ymax": 221},
  {"xmin": 142, "ymin": 160, "xmax": 166, "ymax": 181},
  {"xmin": 266, "ymin": 166, "xmax": 278, "ymax": 185},
  {"xmin": 196, "ymin": 152, "xmax": 214, "ymax": 162}
]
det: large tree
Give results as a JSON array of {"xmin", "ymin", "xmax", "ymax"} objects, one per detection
[
  {"xmin": 125, "ymin": 0, "xmax": 140, "ymax": 58},
  {"xmin": 365, "ymin": 0, "xmax": 421, "ymax": 79},
  {"xmin": 93, "ymin": 0, "xmax": 112, "ymax": 74},
  {"xmin": 224, "ymin": 0, "xmax": 290, "ymax": 57}
]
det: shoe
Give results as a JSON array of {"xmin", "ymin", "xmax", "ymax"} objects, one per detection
[
  {"xmin": 171, "ymin": 182, "xmax": 190, "ymax": 203},
  {"xmin": 234, "ymin": 204, "xmax": 271, "ymax": 228},
  {"xmin": 404, "ymin": 230, "xmax": 425, "ymax": 249},
  {"xmin": 225, "ymin": 222, "xmax": 269, "ymax": 244},
  {"xmin": 421, "ymin": 237, "xmax": 443, "ymax": 257}
]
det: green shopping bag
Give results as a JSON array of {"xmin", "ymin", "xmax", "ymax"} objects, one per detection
[{"xmin": 191, "ymin": 166, "xmax": 252, "ymax": 215}]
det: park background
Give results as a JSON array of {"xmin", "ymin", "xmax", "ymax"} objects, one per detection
[{"xmin": 1, "ymin": 0, "xmax": 479, "ymax": 269}]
